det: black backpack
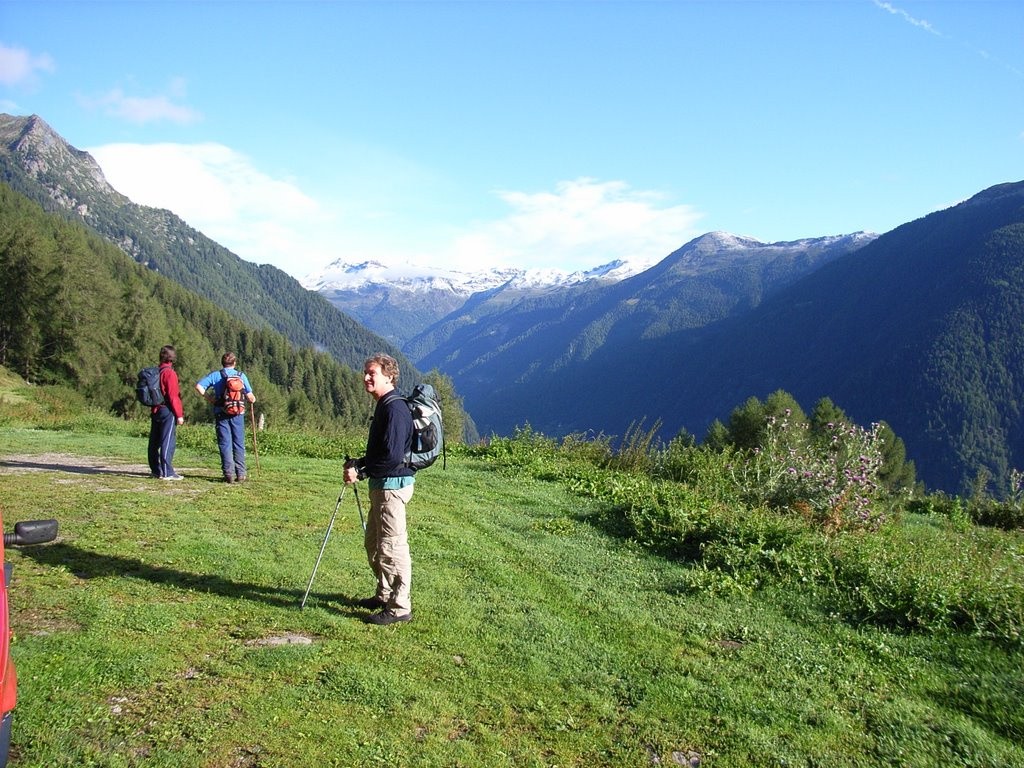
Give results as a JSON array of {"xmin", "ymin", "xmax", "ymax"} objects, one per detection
[
  {"xmin": 386, "ymin": 384, "xmax": 445, "ymax": 470},
  {"xmin": 135, "ymin": 366, "xmax": 164, "ymax": 407}
]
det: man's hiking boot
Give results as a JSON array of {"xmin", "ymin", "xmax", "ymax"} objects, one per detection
[
  {"xmin": 356, "ymin": 596, "xmax": 387, "ymax": 610},
  {"xmin": 162, "ymin": 474, "xmax": 184, "ymax": 481},
  {"xmin": 223, "ymin": 475, "xmax": 235, "ymax": 484},
  {"xmin": 236, "ymin": 475, "xmax": 247, "ymax": 483},
  {"xmin": 366, "ymin": 609, "xmax": 412, "ymax": 626}
]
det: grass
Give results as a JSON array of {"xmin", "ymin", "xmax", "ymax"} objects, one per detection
[{"xmin": 0, "ymin": 398, "xmax": 1022, "ymax": 765}]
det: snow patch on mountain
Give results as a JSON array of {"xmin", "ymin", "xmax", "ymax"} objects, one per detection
[
  {"xmin": 301, "ymin": 256, "xmax": 655, "ymax": 296},
  {"xmin": 699, "ymin": 230, "xmax": 877, "ymax": 252},
  {"xmin": 301, "ymin": 231, "xmax": 875, "ymax": 297}
]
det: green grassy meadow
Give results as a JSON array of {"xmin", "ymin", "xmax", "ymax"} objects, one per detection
[{"xmin": 0, "ymin": 378, "xmax": 1022, "ymax": 766}]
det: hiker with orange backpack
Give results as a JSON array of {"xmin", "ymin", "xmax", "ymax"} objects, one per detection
[{"xmin": 195, "ymin": 352, "xmax": 256, "ymax": 483}]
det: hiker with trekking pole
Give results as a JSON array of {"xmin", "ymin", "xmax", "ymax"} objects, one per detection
[
  {"xmin": 194, "ymin": 352, "xmax": 257, "ymax": 484},
  {"xmin": 299, "ymin": 353, "xmax": 444, "ymax": 619},
  {"xmin": 342, "ymin": 353, "xmax": 416, "ymax": 625}
]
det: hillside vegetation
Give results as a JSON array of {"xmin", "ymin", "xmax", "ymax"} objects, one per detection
[
  {"xmin": 412, "ymin": 233, "xmax": 870, "ymax": 419},
  {"xmin": 0, "ymin": 184, "xmax": 476, "ymax": 441},
  {"xmin": 0, "ymin": 372, "xmax": 1021, "ymax": 766},
  {"xmin": 454, "ymin": 182, "xmax": 1024, "ymax": 497},
  {"xmin": 0, "ymin": 183, "xmax": 371, "ymax": 430},
  {"xmin": 0, "ymin": 113, "xmax": 414, "ymax": 377}
]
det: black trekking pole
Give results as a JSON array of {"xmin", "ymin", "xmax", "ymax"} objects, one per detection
[
  {"xmin": 353, "ymin": 483, "xmax": 366, "ymax": 532},
  {"xmin": 342, "ymin": 454, "xmax": 367, "ymax": 532},
  {"xmin": 300, "ymin": 483, "xmax": 347, "ymax": 609}
]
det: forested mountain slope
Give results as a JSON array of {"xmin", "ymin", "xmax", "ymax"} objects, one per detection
[
  {"xmin": 0, "ymin": 182, "xmax": 369, "ymax": 429},
  {"xmin": 408, "ymin": 231, "xmax": 873, "ymax": 369},
  {"xmin": 0, "ymin": 113, "xmax": 414, "ymax": 377},
  {"xmin": 474, "ymin": 182, "xmax": 1024, "ymax": 494}
]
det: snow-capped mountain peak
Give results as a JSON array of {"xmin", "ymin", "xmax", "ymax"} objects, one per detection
[{"xmin": 301, "ymin": 256, "xmax": 653, "ymax": 296}]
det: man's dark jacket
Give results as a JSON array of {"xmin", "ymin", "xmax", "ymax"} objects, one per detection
[{"xmin": 359, "ymin": 391, "xmax": 414, "ymax": 479}]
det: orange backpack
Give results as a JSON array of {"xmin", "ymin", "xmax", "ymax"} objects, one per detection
[{"xmin": 220, "ymin": 370, "xmax": 247, "ymax": 416}]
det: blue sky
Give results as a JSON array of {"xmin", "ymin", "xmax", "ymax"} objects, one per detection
[{"xmin": 1, "ymin": 1, "xmax": 1022, "ymax": 280}]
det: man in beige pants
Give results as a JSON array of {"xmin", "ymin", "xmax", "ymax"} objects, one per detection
[{"xmin": 344, "ymin": 354, "xmax": 415, "ymax": 625}]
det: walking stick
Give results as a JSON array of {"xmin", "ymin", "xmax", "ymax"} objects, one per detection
[
  {"xmin": 249, "ymin": 408, "xmax": 261, "ymax": 477},
  {"xmin": 301, "ymin": 483, "xmax": 347, "ymax": 609},
  {"xmin": 343, "ymin": 455, "xmax": 366, "ymax": 532},
  {"xmin": 353, "ymin": 483, "xmax": 366, "ymax": 532}
]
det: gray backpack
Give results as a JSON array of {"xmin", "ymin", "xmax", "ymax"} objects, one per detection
[{"xmin": 405, "ymin": 384, "xmax": 445, "ymax": 470}]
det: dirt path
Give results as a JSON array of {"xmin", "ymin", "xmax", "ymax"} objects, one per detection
[
  {"xmin": 0, "ymin": 453, "xmax": 217, "ymax": 491},
  {"xmin": 0, "ymin": 452, "xmax": 155, "ymax": 477}
]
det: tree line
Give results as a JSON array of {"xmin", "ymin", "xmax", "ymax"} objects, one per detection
[{"xmin": 0, "ymin": 182, "xmax": 469, "ymax": 436}]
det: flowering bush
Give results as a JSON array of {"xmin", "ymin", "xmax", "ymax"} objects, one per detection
[{"xmin": 731, "ymin": 411, "xmax": 887, "ymax": 530}]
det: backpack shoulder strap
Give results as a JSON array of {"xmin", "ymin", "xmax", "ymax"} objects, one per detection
[{"xmin": 381, "ymin": 391, "xmax": 406, "ymax": 406}]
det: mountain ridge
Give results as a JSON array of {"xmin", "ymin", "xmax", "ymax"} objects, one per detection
[
  {"xmin": 302, "ymin": 255, "xmax": 658, "ymax": 346},
  {"xmin": 458, "ymin": 181, "xmax": 1024, "ymax": 493},
  {"xmin": 409, "ymin": 229, "xmax": 875, "ymax": 382},
  {"xmin": 0, "ymin": 112, "xmax": 414, "ymax": 377}
]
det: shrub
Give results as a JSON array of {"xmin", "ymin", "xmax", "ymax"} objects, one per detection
[
  {"xmin": 605, "ymin": 418, "xmax": 661, "ymax": 475},
  {"xmin": 969, "ymin": 469, "xmax": 1024, "ymax": 531},
  {"xmin": 826, "ymin": 523, "xmax": 1024, "ymax": 644},
  {"xmin": 478, "ymin": 425, "xmax": 565, "ymax": 480},
  {"xmin": 619, "ymin": 478, "xmax": 723, "ymax": 556},
  {"xmin": 905, "ymin": 492, "xmax": 973, "ymax": 531},
  {"xmin": 683, "ymin": 505, "xmax": 827, "ymax": 594},
  {"xmin": 730, "ymin": 412, "xmax": 888, "ymax": 531},
  {"xmin": 912, "ymin": 471, "xmax": 1024, "ymax": 531},
  {"xmin": 654, "ymin": 442, "xmax": 742, "ymax": 505}
]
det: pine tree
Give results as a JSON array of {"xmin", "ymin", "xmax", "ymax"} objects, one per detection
[{"xmin": 0, "ymin": 213, "xmax": 49, "ymax": 379}]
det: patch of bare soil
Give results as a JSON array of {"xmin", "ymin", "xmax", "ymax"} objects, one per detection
[
  {"xmin": 0, "ymin": 452, "xmax": 154, "ymax": 477},
  {"xmin": 245, "ymin": 633, "xmax": 315, "ymax": 647},
  {"xmin": 0, "ymin": 453, "xmax": 214, "ymax": 490}
]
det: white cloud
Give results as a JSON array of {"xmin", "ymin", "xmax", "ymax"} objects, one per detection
[
  {"xmin": 81, "ymin": 79, "xmax": 201, "ymax": 125},
  {"xmin": 87, "ymin": 142, "xmax": 705, "ymax": 279},
  {"xmin": 87, "ymin": 142, "xmax": 328, "ymax": 271},
  {"xmin": 0, "ymin": 43, "xmax": 55, "ymax": 87},
  {"xmin": 446, "ymin": 179, "xmax": 705, "ymax": 272}
]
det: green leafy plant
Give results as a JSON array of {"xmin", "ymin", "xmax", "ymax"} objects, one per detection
[{"xmin": 730, "ymin": 412, "xmax": 888, "ymax": 531}]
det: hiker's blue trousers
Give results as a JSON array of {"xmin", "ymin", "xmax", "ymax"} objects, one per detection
[
  {"xmin": 148, "ymin": 406, "xmax": 177, "ymax": 477},
  {"xmin": 215, "ymin": 413, "xmax": 247, "ymax": 480}
]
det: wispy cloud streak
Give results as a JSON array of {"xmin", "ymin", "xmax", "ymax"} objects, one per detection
[
  {"xmin": 872, "ymin": 1, "xmax": 942, "ymax": 36},
  {"xmin": 871, "ymin": 1, "xmax": 1020, "ymax": 79}
]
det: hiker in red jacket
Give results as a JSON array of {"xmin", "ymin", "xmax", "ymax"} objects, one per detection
[{"xmin": 148, "ymin": 345, "xmax": 185, "ymax": 480}]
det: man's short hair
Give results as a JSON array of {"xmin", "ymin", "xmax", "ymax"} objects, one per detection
[
  {"xmin": 159, "ymin": 345, "xmax": 176, "ymax": 364},
  {"xmin": 365, "ymin": 353, "xmax": 400, "ymax": 384},
  {"xmin": 222, "ymin": 352, "xmax": 237, "ymax": 368}
]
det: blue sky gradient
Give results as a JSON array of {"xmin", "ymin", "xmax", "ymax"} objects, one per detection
[{"xmin": 1, "ymin": 0, "xmax": 1022, "ymax": 278}]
